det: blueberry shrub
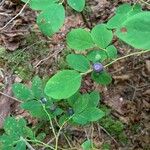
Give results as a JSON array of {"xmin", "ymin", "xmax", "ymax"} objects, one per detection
[{"xmin": 0, "ymin": 1, "xmax": 150, "ymax": 150}]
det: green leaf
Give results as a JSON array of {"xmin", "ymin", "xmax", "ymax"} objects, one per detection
[
  {"xmin": 37, "ymin": 4, "xmax": 65, "ymax": 36},
  {"xmin": 44, "ymin": 70, "xmax": 82, "ymax": 99},
  {"xmin": 91, "ymin": 71, "xmax": 112, "ymax": 85},
  {"xmin": 67, "ymin": 0, "xmax": 85, "ymax": 12},
  {"xmin": 82, "ymin": 140, "xmax": 93, "ymax": 150},
  {"xmin": 21, "ymin": 100, "xmax": 48, "ymax": 119},
  {"xmin": 24, "ymin": 127, "xmax": 34, "ymax": 140},
  {"xmin": 4, "ymin": 117, "xmax": 26, "ymax": 137},
  {"xmin": 66, "ymin": 29, "xmax": 95, "ymax": 51},
  {"xmin": 0, "ymin": 117, "xmax": 33, "ymax": 150},
  {"xmin": 15, "ymin": 141, "xmax": 26, "ymax": 150},
  {"xmin": 116, "ymin": 3, "xmax": 132, "ymax": 14},
  {"xmin": 73, "ymin": 107, "xmax": 105, "ymax": 124},
  {"xmin": 107, "ymin": 4, "xmax": 142, "ymax": 29},
  {"xmin": 29, "ymin": 0, "xmax": 57, "ymax": 10},
  {"xmin": 66, "ymin": 54, "xmax": 90, "ymax": 72},
  {"xmin": 67, "ymin": 92, "xmax": 81, "ymax": 107},
  {"xmin": 116, "ymin": 12, "xmax": 150, "ymax": 50},
  {"xmin": 58, "ymin": 115, "xmax": 69, "ymax": 126},
  {"xmin": 73, "ymin": 94, "xmax": 89, "ymax": 114},
  {"xmin": 36, "ymin": 133, "xmax": 46, "ymax": 141},
  {"xmin": 91, "ymin": 24, "xmax": 113, "ymax": 49},
  {"xmin": 82, "ymin": 107, "xmax": 105, "ymax": 122},
  {"xmin": 107, "ymin": 14, "xmax": 127, "ymax": 29},
  {"xmin": 52, "ymin": 107, "xmax": 63, "ymax": 117},
  {"xmin": 88, "ymin": 91, "xmax": 100, "ymax": 107},
  {"xmin": 12, "ymin": 83, "xmax": 33, "ymax": 101},
  {"xmin": 31, "ymin": 76, "xmax": 43, "ymax": 99},
  {"xmin": 106, "ymin": 45, "xmax": 118, "ymax": 59},
  {"xmin": 87, "ymin": 50, "xmax": 108, "ymax": 62},
  {"xmin": 72, "ymin": 113, "xmax": 88, "ymax": 125},
  {"xmin": 0, "ymin": 134, "xmax": 17, "ymax": 148}
]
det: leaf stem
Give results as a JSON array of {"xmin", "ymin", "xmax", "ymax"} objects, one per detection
[
  {"xmin": 81, "ymin": 50, "xmax": 149, "ymax": 76},
  {"xmin": 55, "ymin": 116, "xmax": 73, "ymax": 150},
  {"xmin": 26, "ymin": 139, "xmax": 55, "ymax": 149}
]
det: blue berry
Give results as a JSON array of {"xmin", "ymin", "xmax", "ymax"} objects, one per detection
[
  {"xmin": 40, "ymin": 97, "xmax": 47, "ymax": 104},
  {"xmin": 93, "ymin": 63, "xmax": 103, "ymax": 73},
  {"xmin": 67, "ymin": 108, "xmax": 74, "ymax": 116}
]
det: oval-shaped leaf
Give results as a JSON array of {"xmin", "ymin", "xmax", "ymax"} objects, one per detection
[
  {"xmin": 44, "ymin": 70, "xmax": 82, "ymax": 99},
  {"xmin": 116, "ymin": 12, "xmax": 150, "ymax": 50},
  {"xmin": 91, "ymin": 24, "xmax": 113, "ymax": 49},
  {"xmin": 37, "ymin": 4, "xmax": 65, "ymax": 36},
  {"xmin": 88, "ymin": 91, "xmax": 100, "ymax": 107},
  {"xmin": 73, "ymin": 107, "xmax": 105, "ymax": 124},
  {"xmin": 116, "ymin": 3, "xmax": 132, "ymax": 14},
  {"xmin": 107, "ymin": 4, "xmax": 142, "ymax": 29},
  {"xmin": 106, "ymin": 45, "xmax": 118, "ymax": 59},
  {"xmin": 84, "ymin": 107, "xmax": 105, "ymax": 121},
  {"xmin": 21, "ymin": 100, "xmax": 48, "ymax": 119},
  {"xmin": 66, "ymin": 54, "xmax": 90, "ymax": 72},
  {"xmin": 67, "ymin": 0, "xmax": 85, "ymax": 12},
  {"xmin": 66, "ymin": 29, "xmax": 95, "ymax": 51},
  {"xmin": 91, "ymin": 71, "xmax": 112, "ymax": 85},
  {"xmin": 29, "ymin": 0, "xmax": 57, "ymax": 10},
  {"xmin": 87, "ymin": 50, "xmax": 108, "ymax": 62},
  {"xmin": 12, "ymin": 83, "xmax": 33, "ymax": 101},
  {"xmin": 73, "ymin": 94, "xmax": 89, "ymax": 114}
]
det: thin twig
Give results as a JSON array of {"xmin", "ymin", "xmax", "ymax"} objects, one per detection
[
  {"xmin": 98, "ymin": 124, "xmax": 119, "ymax": 145},
  {"xmin": 140, "ymin": 0, "xmax": 150, "ymax": 6},
  {"xmin": 104, "ymin": 50, "xmax": 149, "ymax": 68},
  {"xmin": 34, "ymin": 49, "xmax": 62, "ymax": 68},
  {"xmin": 0, "ymin": 0, "xmax": 30, "ymax": 31},
  {"xmin": 27, "ymin": 139, "xmax": 55, "ymax": 150},
  {"xmin": 0, "ymin": 91, "xmax": 21, "ymax": 102},
  {"xmin": 0, "ymin": 0, "xmax": 5, "ymax": 6},
  {"xmin": 0, "ymin": 13, "xmax": 12, "ymax": 16}
]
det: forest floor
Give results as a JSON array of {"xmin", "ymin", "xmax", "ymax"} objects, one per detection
[{"xmin": 0, "ymin": 0, "xmax": 150, "ymax": 149}]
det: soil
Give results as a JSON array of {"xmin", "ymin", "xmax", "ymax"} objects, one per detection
[{"xmin": 0, "ymin": 0, "xmax": 150, "ymax": 149}]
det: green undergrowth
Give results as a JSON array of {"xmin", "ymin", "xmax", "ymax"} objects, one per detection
[
  {"xmin": 99, "ymin": 106, "xmax": 128, "ymax": 145},
  {"xmin": 0, "ymin": 33, "xmax": 49, "ymax": 80}
]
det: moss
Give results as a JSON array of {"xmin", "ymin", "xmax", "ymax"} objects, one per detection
[
  {"xmin": 99, "ymin": 106, "xmax": 128, "ymax": 144},
  {"xmin": 0, "ymin": 33, "xmax": 49, "ymax": 80}
]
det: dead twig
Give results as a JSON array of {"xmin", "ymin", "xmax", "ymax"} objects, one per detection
[
  {"xmin": 0, "ymin": 0, "xmax": 30, "ymax": 31},
  {"xmin": 0, "ymin": 91, "xmax": 21, "ymax": 102},
  {"xmin": 34, "ymin": 49, "xmax": 62, "ymax": 68},
  {"xmin": 97, "ymin": 123, "xmax": 119, "ymax": 145}
]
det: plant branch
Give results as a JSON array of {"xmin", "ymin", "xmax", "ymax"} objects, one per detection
[
  {"xmin": 81, "ymin": 50, "xmax": 149, "ymax": 76},
  {"xmin": 104, "ymin": 50, "xmax": 149, "ymax": 68},
  {"xmin": 55, "ymin": 116, "xmax": 73, "ymax": 150},
  {"xmin": 20, "ymin": 137, "xmax": 36, "ymax": 150},
  {"xmin": 26, "ymin": 139, "xmax": 55, "ymax": 149},
  {"xmin": 42, "ymin": 105, "xmax": 57, "ymax": 138}
]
